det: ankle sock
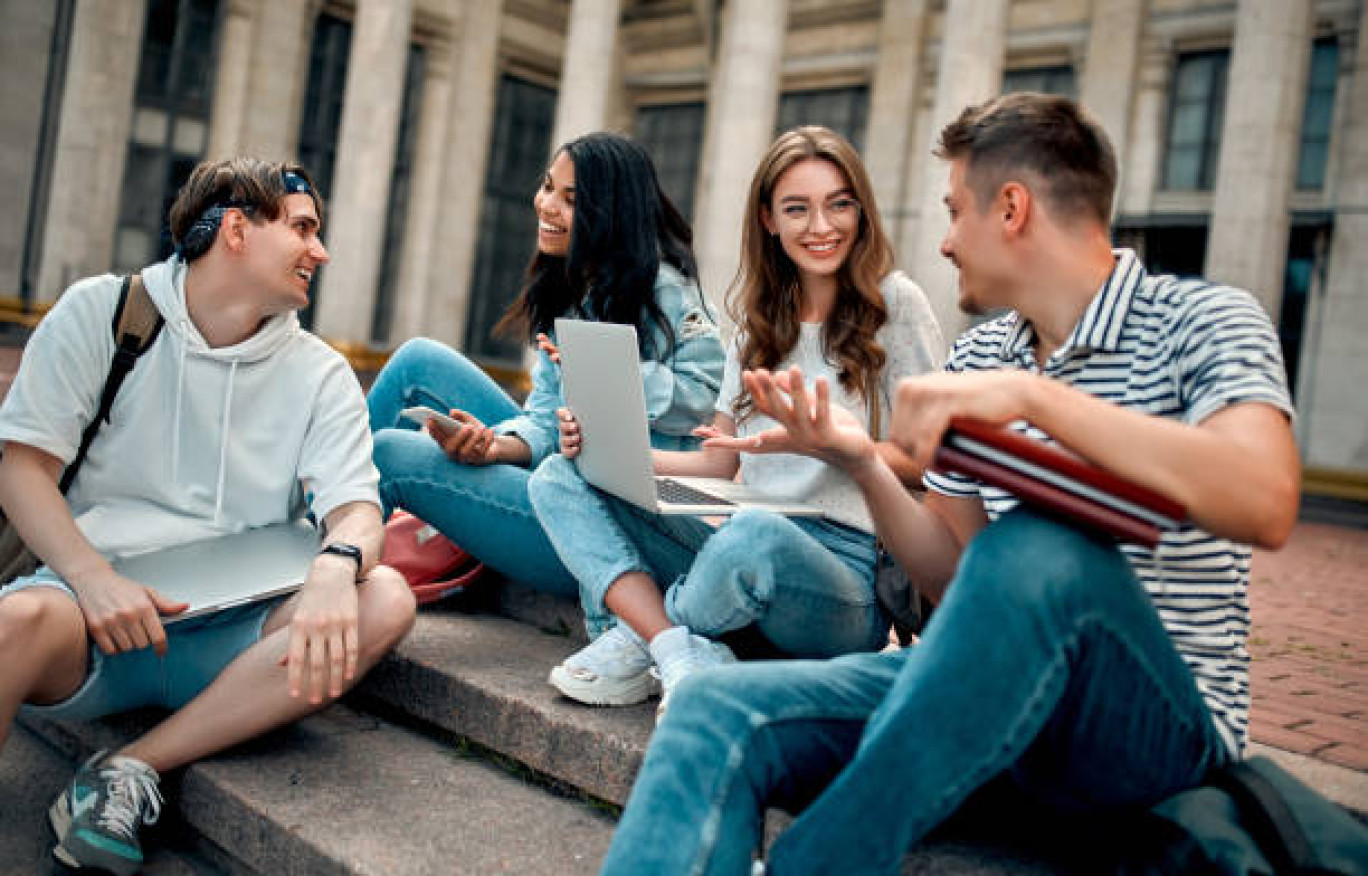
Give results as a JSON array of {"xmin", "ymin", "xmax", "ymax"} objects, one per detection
[{"xmin": 648, "ymin": 625, "xmax": 692, "ymax": 665}]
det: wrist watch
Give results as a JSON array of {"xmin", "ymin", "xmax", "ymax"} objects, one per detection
[{"xmin": 318, "ymin": 542, "xmax": 364, "ymax": 581}]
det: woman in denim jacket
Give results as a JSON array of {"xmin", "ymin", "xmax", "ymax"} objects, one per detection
[
  {"xmin": 367, "ymin": 132, "xmax": 724, "ymax": 596},
  {"xmin": 529, "ymin": 127, "xmax": 942, "ymax": 713}
]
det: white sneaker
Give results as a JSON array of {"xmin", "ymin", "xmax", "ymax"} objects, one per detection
[
  {"xmin": 649, "ymin": 626, "xmax": 736, "ymax": 720},
  {"xmin": 549, "ymin": 623, "xmax": 660, "ymax": 705}
]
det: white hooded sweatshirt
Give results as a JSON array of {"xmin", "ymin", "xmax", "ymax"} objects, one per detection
[{"xmin": 0, "ymin": 256, "xmax": 379, "ymax": 560}]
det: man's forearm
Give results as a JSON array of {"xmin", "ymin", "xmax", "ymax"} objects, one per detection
[
  {"xmin": 1021, "ymin": 378, "xmax": 1299, "ymax": 547},
  {"xmin": 849, "ymin": 453, "xmax": 962, "ymax": 602},
  {"xmin": 316, "ymin": 501, "xmax": 385, "ymax": 580},
  {"xmin": 0, "ymin": 444, "xmax": 111, "ymax": 589}
]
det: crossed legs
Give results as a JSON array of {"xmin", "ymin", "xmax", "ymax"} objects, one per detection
[{"xmin": 0, "ymin": 568, "xmax": 415, "ymax": 772}]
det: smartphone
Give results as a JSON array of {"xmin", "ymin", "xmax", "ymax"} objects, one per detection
[{"xmin": 400, "ymin": 406, "xmax": 464, "ymax": 433}]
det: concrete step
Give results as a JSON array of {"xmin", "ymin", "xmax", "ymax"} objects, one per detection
[
  {"xmin": 355, "ymin": 605, "xmax": 1073, "ymax": 873},
  {"xmin": 356, "ymin": 603, "xmax": 652, "ymax": 807},
  {"xmin": 1, "ymin": 723, "xmax": 218, "ymax": 875},
  {"xmin": 18, "ymin": 704, "xmax": 614, "ymax": 875}
]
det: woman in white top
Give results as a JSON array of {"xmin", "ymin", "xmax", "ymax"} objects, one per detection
[{"xmin": 528, "ymin": 126, "xmax": 943, "ymax": 714}]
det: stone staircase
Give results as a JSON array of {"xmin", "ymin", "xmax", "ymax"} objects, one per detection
[{"xmin": 13, "ymin": 579, "xmax": 1367, "ymax": 875}]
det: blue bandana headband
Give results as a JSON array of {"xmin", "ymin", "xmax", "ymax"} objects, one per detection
[
  {"xmin": 177, "ymin": 169, "xmax": 314, "ymax": 260},
  {"xmin": 282, "ymin": 169, "xmax": 313, "ymax": 195}
]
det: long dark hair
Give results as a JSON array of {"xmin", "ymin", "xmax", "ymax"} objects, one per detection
[{"xmin": 496, "ymin": 132, "xmax": 699, "ymax": 358}]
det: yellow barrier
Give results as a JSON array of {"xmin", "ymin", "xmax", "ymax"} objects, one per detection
[
  {"xmin": 0, "ymin": 296, "xmax": 51, "ymax": 329},
  {"xmin": 322, "ymin": 339, "xmax": 532, "ymax": 396},
  {"xmin": 1301, "ymin": 466, "xmax": 1368, "ymax": 503}
]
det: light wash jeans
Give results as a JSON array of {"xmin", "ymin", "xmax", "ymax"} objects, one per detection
[
  {"xmin": 368, "ymin": 338, "xmax": 579, "ymax": 595},
  {"xmin": 601, "ymin": 508, "xmax": 1230, "ymax": 876},
  {"xmin": 528, "ymin": 453, "xmax": 884, "ymax": 650}
]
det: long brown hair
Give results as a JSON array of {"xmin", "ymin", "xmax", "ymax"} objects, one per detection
[{"xmin": 727, "ymin": 126, "xmax": 893, "ymax": 423}]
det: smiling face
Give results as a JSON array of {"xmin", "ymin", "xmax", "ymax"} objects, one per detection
[
  {"xmin": 241, "ymin": 192, "xmax": 329, "ymax": 314},
  {"xmin": 938, "ymin": 158, "xmax": 1010, "ymax": 316},
  {"xmin": 534, "ymin": 151, "xmax": 575, "ymax": 257},
  {"xmin": 762, "ymin": 157, "xmax": 861, "ymax": 289}
]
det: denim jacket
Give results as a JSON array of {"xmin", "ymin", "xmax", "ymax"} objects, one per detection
[{"xmin": 494, "ymin": 264, "xmax": 725, "ymax": 468}]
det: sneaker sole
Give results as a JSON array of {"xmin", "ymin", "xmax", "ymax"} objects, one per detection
[
  {"xmin": 548, "ymin": 664, "xmax": 660, "ymax": 706},
  {"xmin": 48, "ymin": 791, "xmax": 139, "ymax": 876},
  {"xmin": 48, "ymin": 794, "xmax": 82, "ymax": 870}
]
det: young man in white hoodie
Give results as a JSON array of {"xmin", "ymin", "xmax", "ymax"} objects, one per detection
[{"xmin": 0, "ymin": 157, "xmax": 416, "ymax": 874}]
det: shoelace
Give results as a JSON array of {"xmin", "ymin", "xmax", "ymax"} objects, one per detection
[
  {"xmin": 97, "ymin": 764, "xmax": 163, "ymax": 839},
  {"xmin": 572, "ymin": 627, "xmax": 643, "ymax": 672}
]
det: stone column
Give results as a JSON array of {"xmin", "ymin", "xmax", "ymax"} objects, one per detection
[
  {"xmin": 862, "ymin": 0, "xmax": 928, "ymax": 244},
  {"xmin": 1079, "ymin": 0, "xmax": 1145, "ymax": 178},
  {"xmin": 693, "ymin": 0, "xmax": 788, "ymax": 313},
  {"xmin": 550, "ymin": 0, "xmax": 622, "ymax": 148},
  {"xmin": 908, "ymin": 0, "xmax": 1008, "ymax": 340},
  {"xmin": 1118, "ymin": 35, "xmax": 1172, "ymax": 217},
  {"xmin": 314, "ymin": 0, "xmax": 414, "ymax": 343},
  {"xmin": 205, "ymin": 0, "xmax": 256, "ymax": 160},
  {"xmin": 2, "ymin": 0, "xmax": 62, "ymax": 298},
  {"xmin": 237, "ymin": 0, "xmax": 316, "ymax": 159},
  {"xmin": 1303, "ymin": 16, "xmax": 1368, "ymax": 470},
  {"xmin": 893, "ymin": 61, "xmax": 935, "ymax": 275},
  {"xmin": 1205, "ymin": 0, "xmax": 1315, "ymax": 317},
  {"xmin": 425, "ymin": 0, "xmax": 505, "ymax": 349},
  {"xmin": 36, "ymin": 0, "xmax": 148, "ymax": 303},
  {"xmin": 389, "ymin": 42, "xmax": 457, "ymax": 345}
]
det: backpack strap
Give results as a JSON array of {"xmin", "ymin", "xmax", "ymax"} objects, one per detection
[
  {"xmin": 58, "ymin": 274, "xmax": 164, "ymax": 493},
  {"xmin": 1209, "ymin": 760, "xmax": 1320, "ymax": 874}
]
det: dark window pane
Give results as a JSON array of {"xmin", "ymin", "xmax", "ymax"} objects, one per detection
[
  {"xmin": 777, "ymin": 86, "xmax": 869, "ymax": 152},
  {"xmin": 1278, "ymin": 223, "xmax": 1329, "ymax": 396},
  {"xmin": 465, "ymin": 75, "xmax": 556, "ymax": 365},
  {"xmin": 297, "ymin": 13, "xmax": 353, "ymax": 199},
  {"xmin": 1297, "ymin": 141, "xmax": 1328, "ymax": 190},
  {"xmin": 636, "ymin": 102, "xmax": 704, "ymax": 221},
  {"xmin": 1115, "ymin": 223, "xmax": 1210, "ymax": 279},
  {"xmin": 1002, "ymin": 65, "xmax": 1076, "ymax": 98},
  {"xmin": 1162, "ymin": 50, "xmax": 1229, "ymax": 191},
  {"xmin": 295, "ymin": 12, "xmax": 352, "ymax": 327},
  {"xmin": 1165, "ymin": 147, "xmax": 1201, "ymax": 191},
  {"xmin": 116, "ymin": 0, "xmax": 221, "ymax": 273},
  {"xmin": 1297, "ymin": 39, "xmax": 1339, "ymax": 190}
]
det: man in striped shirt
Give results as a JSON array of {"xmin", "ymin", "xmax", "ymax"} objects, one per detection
[{"xmin": 599, "ymin": 92, "xmax": 1299, "ymax": 876}]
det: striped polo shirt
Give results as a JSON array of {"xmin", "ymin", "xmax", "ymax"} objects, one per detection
[{"xmin": 923, "ymin": 249, "xmax": 1294, "ymax": 756}]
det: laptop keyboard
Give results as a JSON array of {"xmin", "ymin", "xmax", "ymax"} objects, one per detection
[{"xmin": 657, "ymin": 478, "xmax": 735, "ymax": 507}]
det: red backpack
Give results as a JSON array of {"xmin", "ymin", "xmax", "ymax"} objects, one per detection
[{"xmin": 380, "ymin": 511, "xmax": 487, "ymax": 605}]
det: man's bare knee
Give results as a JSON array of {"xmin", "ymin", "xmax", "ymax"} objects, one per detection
[
  {"xmin": 0, "ymin": 589, "xmax": 88, "ymax": 701},
  {"xmin": 357, "ymin": 566, "xmax": 416, "ymax": 658},
  {"xmin": 0, "ymin": 589, "xmax": 83, "ymax": 648}
]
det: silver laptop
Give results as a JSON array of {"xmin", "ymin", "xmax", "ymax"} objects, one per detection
[
  {"xmin": 555, "ymin": 318, "xmax": 823, "ymax": 517},
  {"xmin": 111, "ymin": 520, "xmax": 321, "ymax": 624}
]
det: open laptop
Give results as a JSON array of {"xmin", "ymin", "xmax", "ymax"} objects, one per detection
[
  {"xmin": 111, "ymin": 520, "xmax": 321, "ymax": 624},
  {"xmin": 555, "ymin": 318, "xmax": 822, "ymax": 517}
]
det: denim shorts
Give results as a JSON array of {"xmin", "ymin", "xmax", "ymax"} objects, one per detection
[{"xmin": 2, "ymin": 567, "xmax": 284, "ymax": 722}]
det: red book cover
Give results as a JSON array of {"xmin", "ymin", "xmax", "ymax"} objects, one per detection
[{"xmin": 931, "ymin": 419, "xmax": 1186, "ymax": 548}]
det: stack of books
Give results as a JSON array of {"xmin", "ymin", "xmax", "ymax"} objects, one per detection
[{"xmin": 932, "ymin": 418, "xmax": 1186, "ymax": 548}]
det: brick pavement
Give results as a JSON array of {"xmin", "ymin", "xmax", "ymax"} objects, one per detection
[
  {"xmin": 0, "ymin": 340, "xmax": 1363, "ymax": 774},
  {"xmin": 1250, "ymin": 523, "xmax": 1368, "ymax": 771}
]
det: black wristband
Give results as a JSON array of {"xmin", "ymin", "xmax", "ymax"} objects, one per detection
[{"xmin": 318, "ymin": 542, "xmax": 364, "ymax": 581}]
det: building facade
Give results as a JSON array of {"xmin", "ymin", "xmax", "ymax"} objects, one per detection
[{"xmin": 2, "ymin": 0, "xmax": 1365, "ymax": 492}]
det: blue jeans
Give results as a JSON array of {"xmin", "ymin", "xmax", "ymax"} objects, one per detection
[
  {"xmin": 601, "ymin": 509, "xmax": 1230, "ymax": 876},
  {"xmin": 528, "ymin": 453, "xmax": 884, "ymax": 651},
  {"xmin": 368, "ymin": 338, "xmax": 579, "ymax": 595}
]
